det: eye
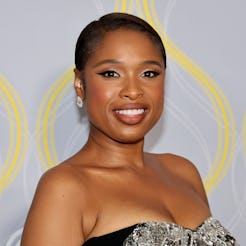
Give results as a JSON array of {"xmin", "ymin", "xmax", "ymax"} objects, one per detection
[
  {"xmin": 141, "ymin": 70, "xmax": 160, "ymax": 78},
  {"xmin": 97, "ymin": 70, "xmax": 120, "ymax": 78}
]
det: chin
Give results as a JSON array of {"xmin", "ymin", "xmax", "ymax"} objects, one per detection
[
  {"xmin": 110, "ymin": 131, "xmax": 146, "ymax": 144},
  {"xmin": 111, "ymin": 123, "xmax": 158, "ymax": 144},
  {"xmin": 115, "ymin": 137, "xmax": 144, "ymax": 145}
]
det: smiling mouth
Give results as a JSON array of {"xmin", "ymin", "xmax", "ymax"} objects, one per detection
[
  {"xmin": 114, "ymin": 109, "xmax": 145, "ymax": 115},
  {"xmin": 113, "ymin": 107, "xmax": 147, "ymax": 125}
]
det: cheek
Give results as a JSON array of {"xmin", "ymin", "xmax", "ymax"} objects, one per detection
[
  {"xmin": 85, "ymin": 79, "xmax": 116, "ymax": 109},
  {"xmin": 150, "ymin": 81, "xmax": 164, "ymax": 105}
]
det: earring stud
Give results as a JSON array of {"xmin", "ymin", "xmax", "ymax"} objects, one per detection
[{"xmin": 76, "ymin": 96, "xmax": 83, "ymax": 108}]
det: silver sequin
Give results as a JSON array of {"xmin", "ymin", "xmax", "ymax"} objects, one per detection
[{"xmin": 123, "ymin": 217, "xmax": 239, "ymax": 246}]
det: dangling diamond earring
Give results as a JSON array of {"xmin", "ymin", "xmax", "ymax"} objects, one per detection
[{"xmin": 76, "ymin": 96, "xmax": 83, "ymax": 108}]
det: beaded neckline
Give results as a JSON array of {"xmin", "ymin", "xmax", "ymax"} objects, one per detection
[
  {"xmin": 83, "ymin": 217, "xmax": 238, "ymax": 245},
  {"xmin": 85, "ymin": 217, "xmax": 212, "ymax": 241},
  {"xmin": 138, "ymin": 216, "xmax": 212, "ymax": 232},
  {"xmin": 124, "ymin": 217, "xmax": 238, "ymax": 245}
]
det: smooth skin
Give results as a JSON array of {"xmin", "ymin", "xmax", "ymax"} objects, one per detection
[{"xmin": 21, "ymin": 29, "xmax": 211, "ymax": 246}]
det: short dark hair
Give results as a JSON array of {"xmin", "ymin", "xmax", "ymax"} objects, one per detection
[{"xmin": 75, "ymin": 12, "xmax": 166, "ymax": 75}]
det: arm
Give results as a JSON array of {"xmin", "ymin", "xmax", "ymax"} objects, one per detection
[{"xmin": 21, "ymin": 168, "xmax": 85, "ymax": 246}]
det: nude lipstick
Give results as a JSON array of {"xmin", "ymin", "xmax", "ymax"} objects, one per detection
[{"xmin": 113, "ymin": 104, "xmax": 147, "ymax": 125}]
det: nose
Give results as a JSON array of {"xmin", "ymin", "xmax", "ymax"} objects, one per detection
[{"xmin": 119, "ymin": 77, "xmax": 144, "ymax": 100}]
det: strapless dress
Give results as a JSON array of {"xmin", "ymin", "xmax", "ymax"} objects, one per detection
[{"xmin": 82, "ymin": 217, "xmax": 239, "ymax": 245}]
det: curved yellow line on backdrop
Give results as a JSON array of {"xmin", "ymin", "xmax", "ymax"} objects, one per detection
[
  {"xmin": 114, "ymin": 0, "xmax": 127, "ymax": 12},
  {"xmin": 243, "ymin": 113, "xmax": 246, "ymax": 153},
  {"xmin": 36, "ymin": 67, "xmax": 74, "ymax": 169},
  {"xmin": 145, "ymin": 0, "xmax": 223, "ymax": 177},
  {"xmin": 146, "ymin": 0, "xmax": 236, "ymax": 192},
  {"xmin": 117, "ymin": 0, "xmax": 236, "ymax": 193},
  {"xmin": 134, "ymin": 0, "xmax": 144, "ymax": 19},
  {"xmin": 0, "ymin": 74, "xmax": 28, "ymax": 193},
  {"xmin": 43, "ymin": 71, "xmax": 72, "ymax": 166},
  {"xmin": 49, "ymin": 71, "xmax": 73, "ymax": 165},
  {"xmin": 36, "ymin": 78, "xmax": 57, "ymax": 168},
  {"xmin": 114, "ymin": 0, "xmax": 120, "ymax": 10},
  {"xmin": 37, "ymin": 0, "xmax": 132, "ymax": 169},
  {"xmin": 0, "ymin": 81, "xmax": 14, "ymax": 176},
  {"xmin": 145, "ymin": 0, "xmax": 236, "ymax": 193},
  {"xmin": 36, "ymin": 0, "xmax": 236, "ymax": 193},
  {"xmin": 37, "ymin": 0, "xmax": 134, "ymax": 169},
  {"xmin": 127, "ymin": 0, "xmax": 134, "ymax": 12},
  {"xmin": 114, "ymin": 0, "xmax": 134, "ymax": 13}
]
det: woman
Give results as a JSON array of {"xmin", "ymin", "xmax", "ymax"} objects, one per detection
[{"xmin": 21, "ymin": 13, "xmax": 238, "ymax": 245}]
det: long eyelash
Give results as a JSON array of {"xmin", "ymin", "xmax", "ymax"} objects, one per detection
[
  {"xmin": 97, "ymin": 71, "xmax": 118, "ymax": 77},
  {"xmin": 143, "ymin": 70, "xmax": 161, "ymax": 77},
  {"xmin": 150, "ymin": 71, "xmax": 160, "ymax": 76},
  {"xmin": 97, "ymin": 71, "xmax": 108, "ymax": 76}
]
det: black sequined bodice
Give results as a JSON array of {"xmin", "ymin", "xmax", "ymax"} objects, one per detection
[{"xmin": 82, "ymin": 217, "xmax": 238, "ymax": 245}]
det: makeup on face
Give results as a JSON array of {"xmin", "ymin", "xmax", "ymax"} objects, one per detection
[{"xmin": 83, "ymin": 29, "xmax": 165, "ymax": 143}]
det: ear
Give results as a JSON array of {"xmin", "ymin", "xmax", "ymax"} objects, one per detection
[{"xmin": 74, "ymin": 68, "xmax": 85, "ymax": 99}]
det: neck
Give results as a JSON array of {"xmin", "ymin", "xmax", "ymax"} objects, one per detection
[{"xmin": 80, "ymin": 125, "xmax": 146, "ymax": 168}]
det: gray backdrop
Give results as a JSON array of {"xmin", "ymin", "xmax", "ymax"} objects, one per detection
[{"xmin": 0, "ymin": 0, "xmax": 245, "ymax": 245}]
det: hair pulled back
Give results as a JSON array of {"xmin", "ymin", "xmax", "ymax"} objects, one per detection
[{"xmin": 75, "ymin": 12, "xmax": 166, "ymax": 75}]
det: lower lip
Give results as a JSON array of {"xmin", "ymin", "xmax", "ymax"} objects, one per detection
[{"xmin": 113, "ymin": 111, "xmax": 146, "ymax": 125}]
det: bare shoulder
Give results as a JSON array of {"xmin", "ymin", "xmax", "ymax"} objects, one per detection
[
  {"xmin": 149, "ymin": 153, "xmax": 209, "ymax": 206},
  {"xmin": 159, "ymin": 153, "xmax": 201, "ymax": 177},
  {"xmin": 21, "ymin": 163, "xmax": 89, "ymax": 246},
  {"xmin": 33, "ymin": 163, "xmax": 88, "ymax": 209}
]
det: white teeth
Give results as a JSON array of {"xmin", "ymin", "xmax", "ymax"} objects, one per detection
[{"xmin": 115, "ymin": 109, "xmax": 145, "ymax": 115}]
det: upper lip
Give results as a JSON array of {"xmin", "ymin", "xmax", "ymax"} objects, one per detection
[{"xmin": 112, "ymin": 103, "xmax": 148, "ymax": 111}]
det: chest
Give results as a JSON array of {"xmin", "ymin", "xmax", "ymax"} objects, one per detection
[
  {"xmin": 92, "ymin": 170, "xmax": 207, "ymax": 224},
  {"xmin": 82, "ymin": 168, "xmax": 210, "ymax": 239}
]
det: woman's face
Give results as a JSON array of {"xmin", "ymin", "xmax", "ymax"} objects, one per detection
[{"xmin": 80, "ymin": 28, "xmax": 165, "ymax": 143}]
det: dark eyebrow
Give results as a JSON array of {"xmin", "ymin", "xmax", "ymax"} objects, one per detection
[
  {"xmin": 93, "ymin": 59, "xmax": 163, "ymax": 68},
  {"xmin": 93, "ymin": 59, "xmax": 121, "ymax": 68},
  {"xmin": 142, "ymin": 60, "xmax": 163, "ymax": 68}
]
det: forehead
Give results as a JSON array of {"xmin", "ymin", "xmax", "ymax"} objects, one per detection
[{"xmin": 87, "ymin": 29, "xmax": 163, "ymax": 64}]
